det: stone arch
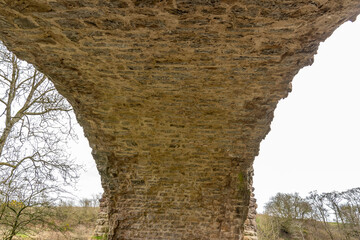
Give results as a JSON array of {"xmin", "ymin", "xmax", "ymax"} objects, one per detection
[
  {"xmin": 254, "ymin": 18, "xmax": 360, "ymax": 213},
  {"xmin": 0, "ymin": 1, "xmax": 359, "ymax": 239}
]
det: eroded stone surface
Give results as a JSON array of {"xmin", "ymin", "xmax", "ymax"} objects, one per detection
[
  {"xmin": 0, "ymin": 1, "xmax": 359, "ymax": 239},
  {"xmin": 94, "ymin": 193, "xmax": 110, "ymax": 238},
  {"xmin": 243, "ymin": 168, "xmax": 257, "ymax": 240}
]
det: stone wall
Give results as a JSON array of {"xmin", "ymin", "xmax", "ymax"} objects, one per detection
[
  {"xmin": 243, "ymin": 168, "xmax": 257, "ymax": 240},
  {"xmin": 0, "ymin": 1, "xmax": 359, "ymax": 239},
  {"xmin": 94, "ymin": 193, "xmax": 110, "ymax": 238}
]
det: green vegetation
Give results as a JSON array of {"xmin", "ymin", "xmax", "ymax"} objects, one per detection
[
  {"xmin": 238, "ymin": 172, "xmax": 248, "ymax": 192},
  {"xmin": 258, "ymin": 188, "xmax": 360, "ymax": 240},
  {"xmin": 91, "ymin": 236, "xmax": 107, "ymax": 240},
  {"xmin": 0, "ymin": 42, "xmax": 83, "ymax": 239},
  {"xmin": 0, "ymin": 200, "xmax": 100, "ymax": 240}
]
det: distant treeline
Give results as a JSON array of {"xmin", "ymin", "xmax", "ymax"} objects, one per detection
[
  {"xmin": 0, "ymin": 198, "xmax": 100, "ymax": 240},
  {"xmin": 257, "ymin": 187, "xmax": 360, "ymax": 240}
]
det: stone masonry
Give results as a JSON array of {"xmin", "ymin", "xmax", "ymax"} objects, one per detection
[
  {"xmin": 94, "ymin": 193, "xmax": 110, "ymax": 238},
  {"xmin": 243, "ymin": 172, "xmax": 257, "ymax": 240},
  {"xmin": 0, "ymin": 1, "xmax": 359, "ymax": 239}
]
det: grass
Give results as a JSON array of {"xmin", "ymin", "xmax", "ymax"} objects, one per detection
[
  {"xmin": 256, "ymin": 214, "xmax": 356, "ymax": 240},
  {"xmin": 91, "ymin": 236, "xmax": 107, "ymax": 240},
  {"xmin": 1, "ymin": 206, "xmax": 100, "ymax": 240}
]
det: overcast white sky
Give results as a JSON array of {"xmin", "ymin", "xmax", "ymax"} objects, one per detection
[
  {"xmin": 71, "ymin": 19, "xmax": 360, "ymax": 211},
  {"xmin": 254, "ymin": 19, "xmax": 360, "ymax": 212},
  {"xmin": 69, "ymin": 127, "xmax": 103, "ymax": 201}
]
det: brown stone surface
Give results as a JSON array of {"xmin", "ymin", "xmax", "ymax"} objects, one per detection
[
  {"xmin": 0, "ymin": 1, "xmax": 359, "ymax": 239},
  {"xmin": 94, "ymin": 193, "xmax": 110, "ymax": 238},
  {"xmin": 243, "ymin": 168, "xmax": 257, "ymax": 240}
]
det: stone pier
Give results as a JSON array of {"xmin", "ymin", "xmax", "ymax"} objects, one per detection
[{"xmin": 0, "ymin": 1, "xmax": 359, "ymax": 239}]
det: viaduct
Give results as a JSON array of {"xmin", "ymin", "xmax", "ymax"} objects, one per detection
[{"xmin": 0, "ymin": 1, "xmax": 359, "ymax": 239}]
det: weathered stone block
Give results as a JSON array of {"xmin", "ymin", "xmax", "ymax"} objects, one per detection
[{"xmin": 0, "ymin": 1, "xmax": 359, "ymax": 239}]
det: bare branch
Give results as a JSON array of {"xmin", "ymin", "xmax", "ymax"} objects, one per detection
[
  {"xmin": 0, "ymin": 162, "xmax": 16, "ymax": 168},
  {"xmin": 0, "ymin": 43, "xmax": 79, "ymax": 238}
]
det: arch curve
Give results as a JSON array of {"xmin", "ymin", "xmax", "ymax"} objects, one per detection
[{"xmin": 0, "ymin": 1, "xmax": 359, "ymax": 239}]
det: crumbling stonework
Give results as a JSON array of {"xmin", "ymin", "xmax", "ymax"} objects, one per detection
[
  {"xmin": 243, "ymin": 194, "xmax": 258, "ymax": 240},
  {"xmin": 243, "ymin": 168, "xmax": 257, "ymax": 240},
  {"xmin": 0, "ymin": 1, "xmax": 359, "ymax": 239},
  {"xmin": 94, "ymin": 193, "xmax": 110, "ymax": 238}
]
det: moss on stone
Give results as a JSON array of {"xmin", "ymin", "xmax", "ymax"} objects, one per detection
[{"xmin": 238, "ymin": 172, "xmax": 248, "ymax": 192}]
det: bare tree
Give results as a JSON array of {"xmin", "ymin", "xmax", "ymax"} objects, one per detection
[
  {"xmin": 0, "ymin": 43, "xmax": 79, "ymax": 239},
  {"xmin": 0, "ymin": 171, "xmax": 60, "ymax": 240},
  {"xmin": 257, "ymin": 214, "xmax": 281, "ymax": 240},
  {"xmin": 264, "ymin": 192, "xmax": 312, "ymax": 239},
  {"xmin": 260, "ymin": 189, "xmax": 360, "ymax": 240},
  {"xmin": 324, "ymin": 189, "xmax": 360, "ymax": 240},
  {"xmin": 307, "ymin": 189, "xmax": 360, "ymax": 240},
  {"xmin": 341, "ymin": 188, "xmax": 360, "ymax": 237},
  {"xmin": 307, "ymin": 191, "xmax": 336, "ymax": 240}
]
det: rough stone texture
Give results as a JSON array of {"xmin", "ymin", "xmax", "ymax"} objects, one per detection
[
  {"xmin": 94, "ymin": 193, "xmax": 110, "ymax": 238},
  {"xmin": 243, "ymin": 195, "xmax": 257, "ymax": 240},
  {"xmin": 0, "ymin": 1, "xmax": 359, "ymax": 239},
  {"xmin": 243, "ymin": 168, "xmax": 257, "ymax": 240}
]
